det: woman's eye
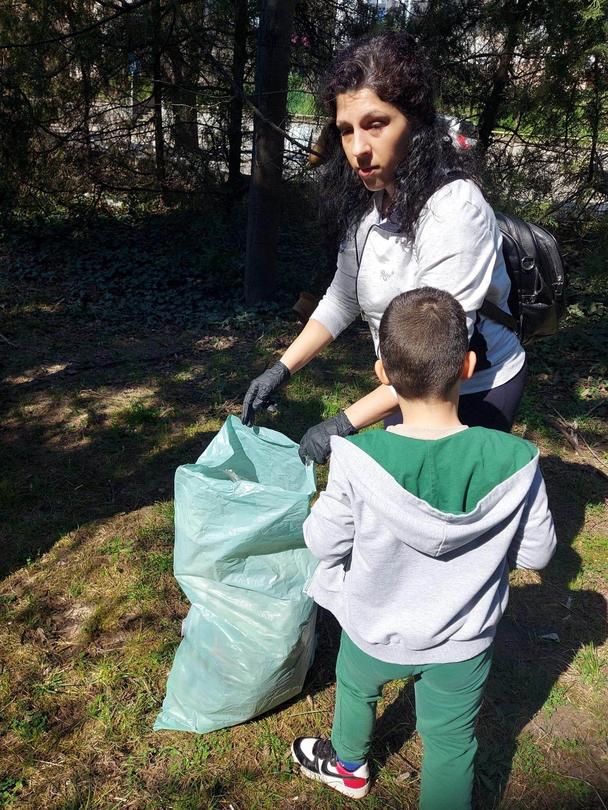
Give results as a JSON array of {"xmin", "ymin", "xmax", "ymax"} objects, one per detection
[{"xmin": 339, "ymin": 128, "xmax": 352, "ymax": 137}]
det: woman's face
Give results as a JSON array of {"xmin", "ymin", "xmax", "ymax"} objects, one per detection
[{"xmin": 335, "ymin": 87, "xmax": 411, "ymax": 198}]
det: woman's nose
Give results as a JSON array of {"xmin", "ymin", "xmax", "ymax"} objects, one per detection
[{"xmin": 352, "ymin": 129, "xmax": 371, "ymax": 160}]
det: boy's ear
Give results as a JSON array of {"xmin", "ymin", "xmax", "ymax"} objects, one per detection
[
  {"xmin": 375, "ymin": 358, "xmax": 390, "ymax": 386},
  {"xmin": 461, "ymin": 350, "xmax": 477, "ymax": 380}
]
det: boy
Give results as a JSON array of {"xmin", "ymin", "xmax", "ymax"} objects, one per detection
[{"xmin": 291, "ymin": 288, "xmax": 556, "ymax": 808}]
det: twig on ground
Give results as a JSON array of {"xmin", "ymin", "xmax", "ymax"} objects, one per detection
[
  {"xmin": 547, "ymin": 404, "xmax": 571, "ymax": 426},
  {"xmin": 542, "ymin": 582, "xmax": 608, "ymax": 626},
  {"xmin": 394, "ymin": 750, "xmax": 420, "ymax": 778},
  {"xmin": 0, "ymin": 332, "xmax": 18, "ymax": 348},
  {"xmin": 548, "ymin": 404, "xmax": 608, "ymax": 475},
  {"xmin": 2, "ymin": 348, "xmax": 183, "ymax": 390},
  {"xmin": 376, "ymin": 721, "xmax": 412, "ymax": 742},
  {"xmin": 577, "ymin": 431, "xmax": 608, "ymax": 475},
  {"xmin": 582, "ymin": 399, "xmax": 608, "ymax": 419},
  {"xmin": 548, "ymin": 772, "xmax": 607, "ymax": 810},
  {"xmin": 548, "ymin": 417, "xmax": 580, "ymax": 451},
  {"xmin": 530, "ymin": 717, "xmax": 549, "ymax": 737}
]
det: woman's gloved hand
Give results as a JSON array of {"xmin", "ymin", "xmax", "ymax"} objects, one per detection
[
  {"xmin": 298, "ymin": 411, "xmax": 357, "ymax": 464},
  {"xmin": 242, "ymin": 361, "xmax": 291, "ymax": 426}
]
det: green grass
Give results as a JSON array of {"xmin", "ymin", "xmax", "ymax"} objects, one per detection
[
  {"xmin": 0, "ymin": 222, "xmax": 607, "ymax": 809},
  {"xmin": 112, "ymin": 401, "xmax": 166, "ymax": 432},
  {"xmin": 572, "ymin": 644, "xmax": 607, "ymax": 687},
  {"xmin": 9, "ymin": 711, "xmax": 48, "ymax": 744},
  {"xmin": 0, "ymin": 777, "xmax": 26, "ymax": 806},
  {"xmin": 542, "ymin": 683, "xmax": 571, "ymax": 717}
]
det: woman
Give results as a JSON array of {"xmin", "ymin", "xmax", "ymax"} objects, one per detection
[{"xmin": 242, "ymin": 32, "xmax": 526, "ymax": 463}]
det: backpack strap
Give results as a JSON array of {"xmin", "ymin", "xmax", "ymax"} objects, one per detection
[
  {"xmin": 479, "ymin": 298, "xmax": 518, "ymax": 332},
  {"xmin": 497, "ymin": 211, "xmax": 537, "ymax": 268}
]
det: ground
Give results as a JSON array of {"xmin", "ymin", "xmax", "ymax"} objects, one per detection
[{"xmin": 0, "ymin": 216, "xmax": 607, "ymax": 809}]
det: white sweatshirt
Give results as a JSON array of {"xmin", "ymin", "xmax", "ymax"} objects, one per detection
[{"xmin": 311, "ymin": 179, "xmax": 526, "ymax": 395}]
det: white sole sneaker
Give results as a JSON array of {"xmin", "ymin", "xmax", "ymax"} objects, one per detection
[{"xmin": 291, "ymin": 740, "xmax": 370, "ymax": 799}]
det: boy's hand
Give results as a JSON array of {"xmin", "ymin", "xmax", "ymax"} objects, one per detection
[
  {"xmin": 298, "ymin": 411, "xmax": 357, "ymax": 464},
  {"xmin": 241, "ymin": 361, "xmax": 291, "ymax": 426}
]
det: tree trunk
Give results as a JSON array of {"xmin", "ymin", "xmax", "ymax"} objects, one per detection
[
  {"xmin": 227, "ymin": 0, "xmax": 248, "ymax": 190},
  {"xmin": 477, "ymin": 19, "xmax": 520, "ymax": 153},
  {"xmin": 244, "ymin": 0, "xmax": 295, "ymax": 304},
  {"xmin": 586, "ymin": 55, "xmax": 601, "ymax": 185},
  {"xmin": 80, "ymin": 56, "xmax": 93, "ymax": 161},
  {"xmin": 152, "ymin": 0, "xmax": 166, "ymax": 189},
  {"xmin": 169, "ymin": 55, "xmax": 199, "ymax": 154}
]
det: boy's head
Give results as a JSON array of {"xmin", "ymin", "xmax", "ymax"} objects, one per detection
[{"xmin": 377, "ymin": 287, "xmax": 474, "ymax": 400}]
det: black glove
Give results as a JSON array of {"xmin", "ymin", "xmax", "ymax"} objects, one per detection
[
  {"xmin": 298, "ymin": 411, "xmax": 357, "ymax": 464},
  {"xmin": 241, "ymin": 361, "xmax": 291, "ymax": 426}
]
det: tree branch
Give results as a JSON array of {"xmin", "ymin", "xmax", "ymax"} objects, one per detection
[{"xmin": 0, "ymin": 0, "xmax": 158, "ymax": 49}]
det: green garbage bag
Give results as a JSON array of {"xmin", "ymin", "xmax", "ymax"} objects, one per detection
[{"xmin": 154, "ymin": 415, "xmax": 318, "ymax": 734}]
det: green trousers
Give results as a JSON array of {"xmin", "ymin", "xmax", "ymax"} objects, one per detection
[{"xmin": 331, "ymin": 632, "xmax": 493, "ymax": 810}]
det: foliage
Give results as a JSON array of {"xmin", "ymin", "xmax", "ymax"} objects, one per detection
[
  {"xmin": 409, "ymin": 0, "xmax": 608, "ymax": 216},
  {"xmin": 0, "ymin": 0, "xmax": 606, "ymax": 228}
]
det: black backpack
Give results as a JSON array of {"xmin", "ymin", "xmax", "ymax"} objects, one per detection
[{"xmin": 480, "ymin": 211, "xmax": 567, "ymax": 345}]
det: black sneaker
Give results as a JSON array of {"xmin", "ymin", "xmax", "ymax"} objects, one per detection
[{"xmin": 291, "ymin": 736, "xmax": 370, "ymax": 799}]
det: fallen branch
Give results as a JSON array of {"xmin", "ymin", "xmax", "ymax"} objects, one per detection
[
  {"xmin": 549, "ymin": 419, "xmax": 580, "ymax": 452},
  {"xmin": 577, "ymin": 430, "xmax": 608, "ymax": 476},
  {"xmin": 547, "ymin": 404, "xmax": 608, "ymax": 476}
]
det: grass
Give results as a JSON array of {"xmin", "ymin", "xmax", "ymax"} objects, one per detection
[
  {"xmin": 0, "ymin": 219, "xmax": 607, "ymax": 808},
  {"xmin": 572, "ymin": 644, "xmax": 607, "ymax": 688}
]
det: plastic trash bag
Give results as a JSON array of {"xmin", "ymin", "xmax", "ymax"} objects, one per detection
[{"xmin": 154, "ymin": 415, "xmax": 317, "ymax": 734}]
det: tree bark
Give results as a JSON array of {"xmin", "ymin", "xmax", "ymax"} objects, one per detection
[
  {"xmin": 168, "ymin": 48, "xmax": 199, "ymax": 154},
  {"xmin": 244, "ymin": 0, "xmax": 295, "ymax": 304},
  {"xmin": 227, "ymin": 0, "xmax": 248, "ymax": 190},
  {"xmin": 152, "ymin": 0, "xmax": 166, "ymax": 188},
  {"xmin": 477, "ymin": 18, "xmax": 520, "ymax": 153},
  {"xmin": 586, "ymin": 55, "xmax": 601, "ymax": 185},
  {"xmin": 80, "ymin": 56, "xmax": 93, "ymax": 160}
]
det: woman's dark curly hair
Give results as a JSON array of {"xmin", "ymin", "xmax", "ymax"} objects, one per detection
[{"xmin": 318, "ymin": 32, "xmax": 479, "ymax": 241}]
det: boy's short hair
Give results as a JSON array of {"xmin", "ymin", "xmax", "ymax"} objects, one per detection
[{"xmin": 379, "ymin": 287, "xmax": 469, "ymax": 399}]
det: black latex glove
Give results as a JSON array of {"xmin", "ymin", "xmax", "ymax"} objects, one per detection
[
  {"xmin": 298, "ymin": 411, "xmax": 357, "ymax": 464},
  {"xmin": 241, "ymin": 361, "xmax": 291, "ymax": 426}
]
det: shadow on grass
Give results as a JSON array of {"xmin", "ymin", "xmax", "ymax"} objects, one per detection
[
  {"xmin": 0, "ymin": 401, "xmax": 218, "ymax": 578},
  {"xmin": 0, "ymin": 311, "xmax": 372, "ymax": 579}
]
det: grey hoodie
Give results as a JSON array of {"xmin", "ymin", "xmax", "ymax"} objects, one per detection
[{"xmin": 304, "ymin": 431, "xmax": 556, "ymax": 664}]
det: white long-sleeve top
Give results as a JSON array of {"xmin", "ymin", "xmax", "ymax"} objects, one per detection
[{"xmin": 311, "ymin": 179, "xmax": 525, "ymax": 395}]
